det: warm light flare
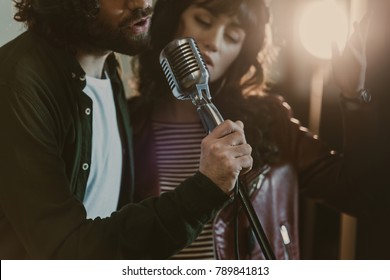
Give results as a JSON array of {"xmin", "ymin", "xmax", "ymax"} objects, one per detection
[{"xmin": 298, "ymin": 0, "xmax": 348, "ymax": 60}]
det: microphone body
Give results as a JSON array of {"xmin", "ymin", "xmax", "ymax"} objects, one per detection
[
  {"xmin": 159, "ymin": 37, "xmax": 276, "ymax": 260},
  {"xmin": 159, "ymin": 37, "xmax": 223, "ymax": 133}
]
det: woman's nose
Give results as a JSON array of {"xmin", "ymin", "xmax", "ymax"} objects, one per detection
[{"xmin": 203, "ymin": 27, "xmax": 224, "ymax": 52}]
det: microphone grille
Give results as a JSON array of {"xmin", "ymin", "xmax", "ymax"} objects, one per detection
[{"xmin": 160, "ymin": 38, "xmax": 209, "ymax": 100}]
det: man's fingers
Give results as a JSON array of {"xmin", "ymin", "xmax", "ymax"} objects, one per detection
[
  {"xmin": 238, "ymin": 155, "xmax": 253, "ymax": 175},
  {"xmin": 230, "ymin": 143, "xmax": 252, "ymax": 158},
  {"xmin": 210, "ymin": 120, "xmax": 244, "ymax": 139},
  {"xmin": 235, "ymin": 120, "xmax": 244, "ymax": 129}
]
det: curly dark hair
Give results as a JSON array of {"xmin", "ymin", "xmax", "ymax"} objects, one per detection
[
  {"xmin": 132, "ymin": 0, "xmax": 281, "ymax": 168},
  {"xmin": 13, "ymin": 0, "xmax": 99, "ymax": 49}
]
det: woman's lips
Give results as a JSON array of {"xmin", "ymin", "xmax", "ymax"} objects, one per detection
[{"xmin": 202, "ymin": 53, "xmax": 214, "ymax": 68}]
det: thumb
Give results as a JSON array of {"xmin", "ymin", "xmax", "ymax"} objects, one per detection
[
  {"xmin": 331, "ymin": 41, "xmax": 341, "ymax": 72},
  {"xmin": 331, "ymin": 41, "xmax": 341, "ymax": 61}
]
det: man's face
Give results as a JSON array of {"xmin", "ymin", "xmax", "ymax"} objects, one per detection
[{"xmin": 85, "ymin": 0, "xmax": 153, "ymax": 55}]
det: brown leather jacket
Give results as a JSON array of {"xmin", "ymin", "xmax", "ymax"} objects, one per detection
[{"xmin": 128, "ymin": 95, "xmax": 375, "ymax": 260}]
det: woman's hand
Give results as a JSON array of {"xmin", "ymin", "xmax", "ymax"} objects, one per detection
[{"xmin": 332, "ymin": 13, "xmax": 372, "ymax": 99}]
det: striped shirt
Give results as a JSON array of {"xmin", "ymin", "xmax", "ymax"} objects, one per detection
[{"xmin": 152, "ymin": 121, "xmax": 215, "ymax": 259}]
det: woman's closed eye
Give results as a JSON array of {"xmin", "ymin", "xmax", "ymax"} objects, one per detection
[
  {"xmin": 225, "ymin": 31, "xmax": 241, "ymax": 43},
  {"xmin": 194, "ymin": 15, "xmax": 212, "ymax": 27},
  {"xmin": 225, "ymin": 27, "xmax": 245, "ymax": 44}
]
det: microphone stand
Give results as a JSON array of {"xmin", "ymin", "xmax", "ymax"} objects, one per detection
[
  {"xmin": 194, "ymin": 91, "xmax": 276, "ymax": 260},
  {"xmin": 238, "ymin": 181, "xmax": 276, "ymax": 260}
]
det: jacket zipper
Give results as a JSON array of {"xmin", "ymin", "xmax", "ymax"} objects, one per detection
[{"xmin": 280, "ymin": 224, "xmax": 292, "ymax": 260}]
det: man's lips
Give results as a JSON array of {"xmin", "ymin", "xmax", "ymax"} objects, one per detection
[{"xmin": 127, "ymin": 16, "xmax": 151, "ymax": 34}]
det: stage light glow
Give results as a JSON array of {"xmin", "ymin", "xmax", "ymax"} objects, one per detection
[{"xmin": 298, "ymin": 0, "xmax": 348, "ymax": 60}]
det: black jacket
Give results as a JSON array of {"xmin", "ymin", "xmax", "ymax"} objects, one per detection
[{"xmin": 0, "ymin": 31, "xmax": 230, "ymax": 259}]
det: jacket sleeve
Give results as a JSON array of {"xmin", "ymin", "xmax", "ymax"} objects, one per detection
[
  {"xmin": 0, "ymin": 84, "xmax": 229, "ymax": 259},
  {"xmin": 272, "ymin": 97, "xmax": 377, "ymax": 217}
]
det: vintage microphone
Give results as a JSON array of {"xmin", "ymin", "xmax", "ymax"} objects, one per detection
[
  {"xmin": 159, "ymin": 37, "xmax": 275, "ymax": 260},
  {"xmin": 159, "ymin": 37, "xmax": 223, "ymax": 134}
]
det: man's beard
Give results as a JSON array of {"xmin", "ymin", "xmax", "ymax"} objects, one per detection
[{"xmin": 81, "ymin": 7, "xmax": 152, "ymax": 55}]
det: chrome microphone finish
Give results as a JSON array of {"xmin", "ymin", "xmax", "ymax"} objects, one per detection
[
  {"xmin": 159, "ymin": 37, "xmax": 210, "ymax": 101},
  {"xmin": 159, "ymin": 37, "xmax": 223, "ymax": 133}
]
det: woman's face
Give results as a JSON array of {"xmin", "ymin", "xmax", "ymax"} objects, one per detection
[{"xmin": 175, "ymin": 4, "xmax": 246, "ymax": 82}]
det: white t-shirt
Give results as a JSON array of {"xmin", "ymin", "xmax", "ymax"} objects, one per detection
[{"xmin": 82, "ymin": 75, "xmax": 123, "ymax": 219}]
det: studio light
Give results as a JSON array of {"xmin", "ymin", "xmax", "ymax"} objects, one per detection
[{"xmin": 298, "ymin": 0, "xmax": 348, "ymax": 60}]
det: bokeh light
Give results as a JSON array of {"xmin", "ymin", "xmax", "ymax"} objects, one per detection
[{"xmin": 298, "ymin": 0, "xmax": 348, "ymax": 59}]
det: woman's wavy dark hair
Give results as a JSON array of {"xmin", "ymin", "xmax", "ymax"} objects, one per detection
[
  {"xmin": 133, "ymin": 0, "xmax": 281, "ymax": 168},
  {"xmin": 13, "ymin": 0, "xmax": 99, "ymax": 49}
]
